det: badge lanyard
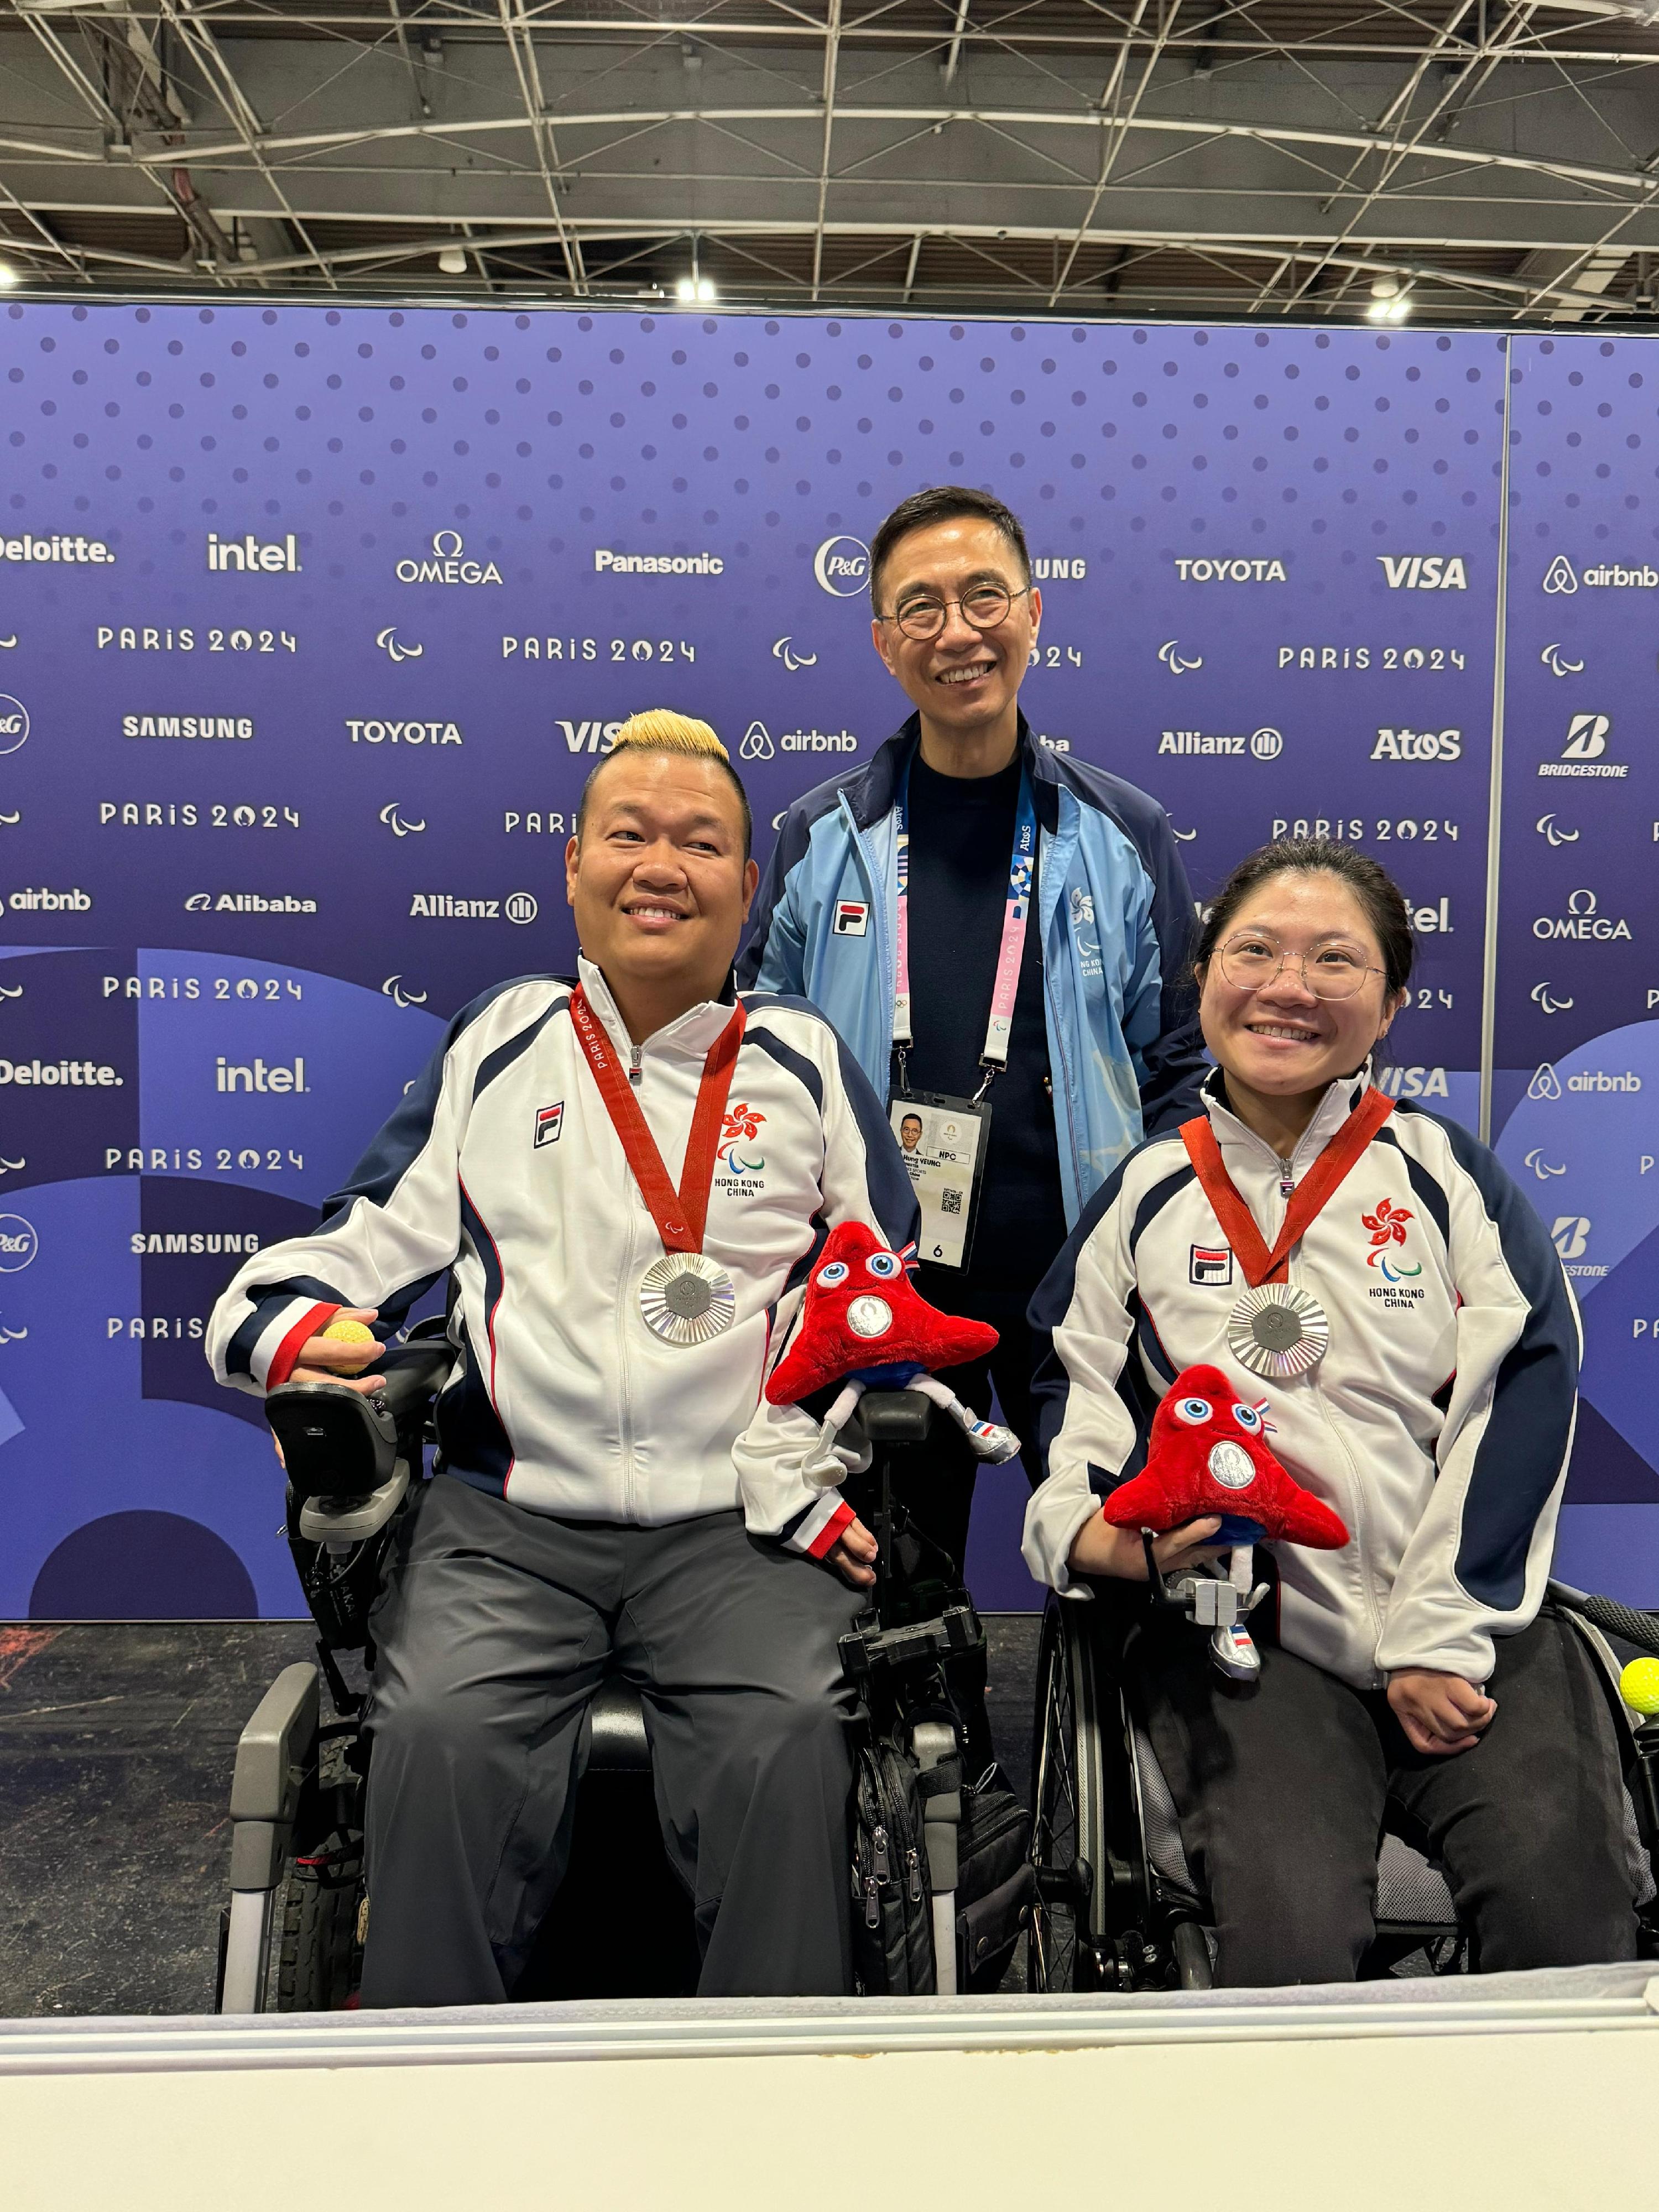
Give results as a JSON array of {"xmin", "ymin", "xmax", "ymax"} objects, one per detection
[
  {"xmin": 892, "ymin": 760, "xmax": 1038, "ymax": 1105},
  {"xmin": 1179, "ymin": 1088, "xmax": 1395, "ymax": 1380},
  {"xmin": 570, "ymin": 987, "xmax": 747, "ymax": 1345}
]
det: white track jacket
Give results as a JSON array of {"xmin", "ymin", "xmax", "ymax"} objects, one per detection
[
  {"xmin": 207, "ymin": 958, "xmax": 919, "ymax": 1559},
  {"xmin": 1022, "ymin": 1068, "xmax": 1582, "ymax": 1689}
]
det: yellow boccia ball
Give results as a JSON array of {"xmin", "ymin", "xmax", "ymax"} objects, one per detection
[
  {"xmin": 1619, "ymin": 1656, "xmax": 1659, "ymax": 1718},
  {"xmin": 320, "ymin": 1318, "xmax": 377, "ymax": 1375}
]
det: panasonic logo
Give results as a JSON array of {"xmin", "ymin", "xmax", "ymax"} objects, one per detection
[
  {"xmin": 123, "ymin": 715, "xmax": 253, "ymax": 740},
  {"xmin": 1376, "ymin": 556, "xmax": 1468, "ymax": 590},
  {"xmin": 594, "ymin": 550, "xmax": 723, "ymax": 575}
]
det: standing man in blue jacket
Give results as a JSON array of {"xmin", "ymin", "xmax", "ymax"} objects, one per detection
[{"xmin": 738, "ymin": 486, "xmax": 1206, "ymax": 1593}]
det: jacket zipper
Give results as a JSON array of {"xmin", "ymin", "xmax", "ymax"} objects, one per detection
[
  {"xmin": 1036, "ymin": 832, "xmax": 1084, "ymax": 1223},
  {"xmin": 614, "ymin": 1045, "xmax": 640, "ymax": 1518}
]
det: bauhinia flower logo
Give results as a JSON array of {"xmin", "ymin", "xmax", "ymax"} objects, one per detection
[
  {"xmin": 718, "ymin": 1102, "xmax": 766, "ymax": 1173},
  {"xmin": 1362, "ymin": 1197, "xmax": 1422, "ymax": 1281}
]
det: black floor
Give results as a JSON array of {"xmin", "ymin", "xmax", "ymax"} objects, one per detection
[{"xmin": 0, "ymin": 1615, "xmax": 1041, "ymax": 2018}]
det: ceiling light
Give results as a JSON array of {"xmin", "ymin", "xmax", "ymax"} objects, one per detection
[
  {"xmin": 676, "ymin": 276, "xmax": 716, "ymax": 303},
  {"xmin": 437, "ymin": 246, "xmax": 467, "ymax": 276},
  {"xmin": 1366, "ymin": 274, "xmax": 1410, "ymax": 323},
  {"xmin": 0, "ymin": 263, "xmax": 17, "ymax": 290}
]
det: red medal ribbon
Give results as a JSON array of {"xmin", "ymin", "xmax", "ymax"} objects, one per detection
[
  {"xmin": 1180, "ymin": 1087, "xmax": 1395, "ymax": 1287},
  {"xmin": 570, "ymin": 985, "xmax": 745, "ymax": 1256}
]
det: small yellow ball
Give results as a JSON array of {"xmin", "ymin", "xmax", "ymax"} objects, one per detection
[
  {"xmin": 320, "ymin": 1318, "xmax": 377, "ymax": 1375},
  {"xmin": 1619, "ymin": 1656, "xmax": 1659, "ymax": 1718}
]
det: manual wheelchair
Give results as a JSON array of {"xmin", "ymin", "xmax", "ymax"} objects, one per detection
[
  {"xmin": 216, "ymin": 1333, "xmax": 1026, "ymax": 2011},
  {"xmin": 1026, "ymin": 1571, "xmax": 1659, "ymax": 1994}
]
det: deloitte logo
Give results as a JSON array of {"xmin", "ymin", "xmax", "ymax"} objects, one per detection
[
  {"xmin": 0, "ymin": 695, "xmax": 28, "ymax": 757},
  {"xmin": 0, "ymin": 1213, "xmax": 37, "ymax": 1272},
  {"xmin": 813, "ymin": 536, "xmax": 870, "ymax": 598},
  {"xmin": 395, "ymin": 531, "xmax": 502, "ymax": 587}
]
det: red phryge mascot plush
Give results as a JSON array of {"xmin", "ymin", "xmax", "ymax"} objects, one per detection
[
  {"xmin": 1102, "ymin": 1364, "xmax": 1349, "ymax": 1679},
  {"xmin": 765, "ymin": 1220, "xmax": 1022, "ymax": 1484}
]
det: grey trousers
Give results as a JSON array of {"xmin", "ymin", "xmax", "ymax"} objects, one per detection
[
  {"xmin": 1125, "ymin": 1609, "xmax": 1641, "ymax": 1987},
  {"xmin": 359, "ymin": 1475, "xmax": 862, "ymax": 2007}
]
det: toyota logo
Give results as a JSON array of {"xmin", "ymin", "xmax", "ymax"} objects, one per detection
[{"xmin": 813, "ymin": 535, "xmax": 871, "ymax": 598}]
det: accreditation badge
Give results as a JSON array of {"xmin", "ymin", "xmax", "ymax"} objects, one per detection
[{"xmin": 889, "ymin": 1090, "xmax": 990, "ymax": 1271}]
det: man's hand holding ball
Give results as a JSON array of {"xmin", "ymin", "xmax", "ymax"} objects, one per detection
[{"xmin": 290, "ymin": 1308, "xmax": 384, "ymax": 1393}]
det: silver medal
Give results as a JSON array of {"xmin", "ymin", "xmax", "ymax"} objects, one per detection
[
  {"xmin": 638, "ymin": 1251, "xmax": 737, "ymax": 1347},
  {"xmin": 1226, "ymin": 1283, "xmax": 1330, "ymax": 1379}
]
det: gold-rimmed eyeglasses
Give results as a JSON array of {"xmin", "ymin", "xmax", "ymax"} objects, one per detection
[{"xmin": 1216, "ymin": 932, "xmax": 1385, "ymax": 1002}]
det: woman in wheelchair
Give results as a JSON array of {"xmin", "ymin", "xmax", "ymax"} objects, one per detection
[{"xmin": 1022, "ymin": 837, "xmax": 1641, "ymax": 1986}]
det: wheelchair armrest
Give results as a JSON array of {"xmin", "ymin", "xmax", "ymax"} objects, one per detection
[
  {"xmin": 375, "ymin": 1342, "xmax": 455, "ymax": 1422},
  {"xmin": 268, "ymin": 1378, "xmax": 399, "ymax": 1501},
  {"xmin": 858, "ymin": 1389, "xmax": 934, "ymax": 1446}
]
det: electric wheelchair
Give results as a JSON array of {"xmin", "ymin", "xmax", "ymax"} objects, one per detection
[
  {"xmin": 1026, "ymin": 1569, "xmax": 1659, "ymax": 1994},
  {"xmin": 216, "ymin": 1329, "xmax": 1025, "ymax": 2011}
]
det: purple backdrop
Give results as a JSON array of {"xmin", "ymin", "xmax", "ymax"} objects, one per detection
[{"xmin": 0, "ymin": 301, "xmax": 1647, "ymax": 1614}]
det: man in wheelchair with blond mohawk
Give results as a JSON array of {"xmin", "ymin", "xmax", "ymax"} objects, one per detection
[{"xmin": 207, "ymin": 711, "xmax": 917, "ymax": 2006}]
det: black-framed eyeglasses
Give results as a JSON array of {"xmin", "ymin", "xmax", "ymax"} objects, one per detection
[
  {"xmin": 1217, "ymin": 932, "xmax": 1385, "ymax": 1002},
  {"xmin": 876, "ymin": 582, "xmax": 1031, "ymax": 641}
]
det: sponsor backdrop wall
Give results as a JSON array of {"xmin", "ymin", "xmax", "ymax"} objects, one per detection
[{"xmin": 0, "ymin": 301, "xmax": 1651, "ymax": 1616}]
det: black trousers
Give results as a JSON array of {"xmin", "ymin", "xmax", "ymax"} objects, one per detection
[
  {"xmin": 361, "ymin": 1475, "xmax": 862, "ymax": 2007},
  {"xmin": 1124, "ymin": 1608, "xmax": 1641, "ymax": 1987}
]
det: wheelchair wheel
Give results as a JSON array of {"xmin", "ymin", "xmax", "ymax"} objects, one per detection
[
  {"xmin": 275, "ymin": 1833, "xmax": 365, "ymax": 2011},
  {"xmin": 1028, "ymin": 1597, "xmax": 1110, "ymax": 1991}
]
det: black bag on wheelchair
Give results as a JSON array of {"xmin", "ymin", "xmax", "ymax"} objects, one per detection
[{"xmin": 851, "ymin": 1727, "xmax": 932, "ymax": 1996}]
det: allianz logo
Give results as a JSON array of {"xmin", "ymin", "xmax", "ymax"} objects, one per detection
[
  {"xmin": 1172, "ymin": 558, "xmax": 1287, "ymax": 583},
  {"xmin": 206, "ymin": 532, "xmax": 301, "ymax": 574},
  {"xmin": 1158, "ymin": 727, "xmax": 1282, "ymax": 759},
  {"xmin": 346, "ymin": 719, "xmax": 463, "ymax": 745},
  {"xmin": 1543, "ymin": 556, "xmax": 1659, "ymax": 593},
  {"xmin": 216, "ymin": 1056, "xmax": 307, "ymax": 1093},
  {"xmin": 409, "ymin": 891, "xmax": 539, "ymax": 924},
  {"xmin": 1371, "ymin": 727, "xmax": 1461, "ymax": 761},
  {"xmin": 1376, "ymin": 556, "xmax": 1468, "ymax": 590},
  {"xmin": 595, "ymin": 550, "xmax": 723, "ymax": 575},
  {"xmin": 1532, "ymin": 889, "xmax": 1630, "ymax": 942},
  {"xmin": 8, "ymin": 886, "xmax": 91, "ymax": 911},
  {"xmin": 184, "ymin": 893, "xmax": 317, "ymax": 914},
  {"xmin": 1527, "ymin": 1062, "xmax": 1641, "ymax": 1098},
  {"xmin": 1374, "ymin": 1066, "xmax": 1450, "ymax": 1098},
  {"xmin": 129, "ymin": 1232, "xmax": 261, "ymax": 1255},
  {"xmin": 397, "ymin": 531, "xmax": 501, "ymax": 586}
]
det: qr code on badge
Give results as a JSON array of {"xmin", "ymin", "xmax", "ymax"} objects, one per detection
[{"xmin": 941, "ymin": 1188, "xmax": 962, "ymax": 1215}]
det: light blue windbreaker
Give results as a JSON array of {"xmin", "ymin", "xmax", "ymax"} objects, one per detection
[{"xmin": 737, "ymin": 716, "xmax": 1207, "ymax": 1229}]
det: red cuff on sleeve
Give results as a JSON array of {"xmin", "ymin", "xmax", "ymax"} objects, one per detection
[
  {"xmin": 265, "ymin": 1301, "xmax": 340, "ymax": 1391},
  {"xmin": 805, "ymin": 1499, "xmax": 857, "ymax": 1561}
]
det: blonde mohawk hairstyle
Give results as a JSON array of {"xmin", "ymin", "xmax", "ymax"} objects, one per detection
[
  {"xmin": 610, "ymin": 708, "xmax": 731, "ymax": 760},
  {"xmin": 576, "ymin": 706, "xmax": 753, "ymax": 858}
]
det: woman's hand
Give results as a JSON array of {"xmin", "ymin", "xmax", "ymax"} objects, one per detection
[
  {"xmin": 826, "ymin": 1515, "xmax": 879, "ymax": 1590},
  {"xmin": 1067, "ymin": 1511, "xmax": 1225, "ymax": 1583},
  {"xmin": 1387, "ymin": 1667, "xmax": 1495, "ymax": 1756}
]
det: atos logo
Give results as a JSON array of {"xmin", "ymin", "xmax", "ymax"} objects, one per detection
[
  {"xmin": 0, "ymin": 695, "xmax": 28, "ymax": 757},
  {"xmin": 813, "ymin": 536, "xmax": 870, "ymax": 597},
  {"xmin": 0, "ymin": 1214, "xmax": 39, "ymax": 1272}
]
